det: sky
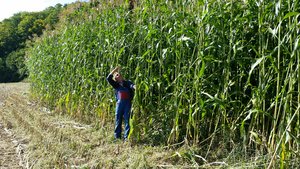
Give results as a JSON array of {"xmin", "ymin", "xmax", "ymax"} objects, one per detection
[{"xmin": 0, "ymin": 0, "xmax": 88, "ymax": 21}]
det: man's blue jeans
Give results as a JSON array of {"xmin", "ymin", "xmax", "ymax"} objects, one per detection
[{"xmin": 115, "ymin": 99, "xmax": 131, "ymax": 139}]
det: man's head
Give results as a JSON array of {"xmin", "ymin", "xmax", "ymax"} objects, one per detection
[{"xmin": 113, "ymin": 72, "xmax": 124, "ymax": 83}]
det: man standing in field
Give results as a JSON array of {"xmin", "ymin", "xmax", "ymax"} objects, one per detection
[{"xmin": 107, "ymin": 66, "xmax": 135, "ymax": 141}]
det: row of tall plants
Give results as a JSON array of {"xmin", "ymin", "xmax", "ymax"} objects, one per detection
[{"xmin": 27, "ymin": 0, "xmax": 300, "ymax": 166}]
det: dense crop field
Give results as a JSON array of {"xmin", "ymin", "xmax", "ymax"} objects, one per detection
[{"xmin": 27, "ymin": 0, "xmax": 300, "ymax": 167}]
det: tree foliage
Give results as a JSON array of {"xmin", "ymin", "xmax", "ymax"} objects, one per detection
[{"xmin": 0, "ymin": 4, "xmax": 63, "ymax": 82}]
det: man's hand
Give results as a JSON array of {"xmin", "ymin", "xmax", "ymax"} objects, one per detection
[
  {"xmin": 110, "ymin": 66, "xmax": 121, "ymax": 75},
  {"xmin": 116, "ymin": 66, "xmax": 121, "ymax": 72}
]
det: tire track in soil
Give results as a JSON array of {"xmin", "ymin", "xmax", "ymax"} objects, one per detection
[
  {"xmin": 0, "ymin": 123, "xmax": 22, "ymax": 169},
  {"xmin": 0, "ymin": 83, "xmax": 29, "ymax": 169},
  {"xmin": 0, "ymin": 83, "xmax": 102, "ymax": 168}
]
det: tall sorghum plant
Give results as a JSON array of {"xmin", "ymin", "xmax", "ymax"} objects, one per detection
[{"xmin": 27, "ymin": 0, "xmax": 300, "ymax": 166}]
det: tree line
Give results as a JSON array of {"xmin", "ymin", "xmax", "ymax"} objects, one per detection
[{"xmin": 0, "ymin": 4, "xmax": 64, "ymax": 82}]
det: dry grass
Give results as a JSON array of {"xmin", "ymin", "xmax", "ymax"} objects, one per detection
[{"xmin": 0, "ymin": 83, "xmax": 179, "ymax": 168}]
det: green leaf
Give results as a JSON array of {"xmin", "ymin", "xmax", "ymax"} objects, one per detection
[
  {"xmin": 198, "ymin": 60, "xmax": 205, "ymax": 78},
  {"xmin": 250, "ymin": 131, "xmax": 262, "ymax": 144},
  {"xmin": 247, "ymin": 56, "xmax": 265, "ymax": 85},
  {"xmin": 249, "ymin": 57, "xmax": 264, "ymax": 76},
  {"xmin": 283, "ymin": 12, "xmax": 299, "ymax": 20}
]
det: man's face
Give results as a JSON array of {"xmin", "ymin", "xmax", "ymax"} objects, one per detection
[{"xmin": 114, "ymin": 73, "xmax": 123, "ymax": 83}]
